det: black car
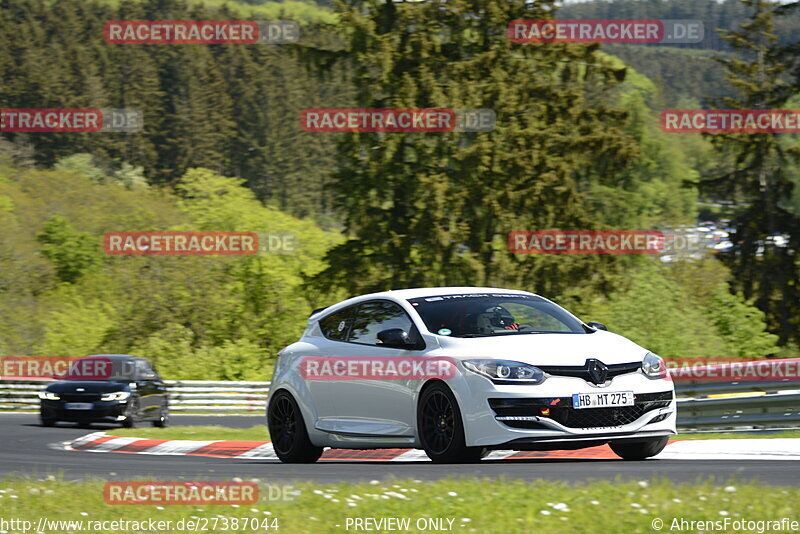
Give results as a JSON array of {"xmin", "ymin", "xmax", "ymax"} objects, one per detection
[{"xmin": 39, "ymin": 354, "xmax": 169, "ymax": 428}]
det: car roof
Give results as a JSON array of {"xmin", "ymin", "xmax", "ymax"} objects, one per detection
[
  {"xmin": 377, "ymin": 287, "xmax": 535, "ymax": 299},
  {"xmin": 310, "ymin": 287, "xmax": 538, "ymax": 319},
  {"xmin": 84, "ymin": 354, "xmax": 141, "ymax": 361}
]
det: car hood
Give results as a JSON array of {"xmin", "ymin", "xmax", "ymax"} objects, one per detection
[
  {"xmin": 46, "ymin": 381, "xmax": 131, "ymax": 394},
  {"xmin": 435, "ymin": 330, "xmax": 648, "ymax": 366}
]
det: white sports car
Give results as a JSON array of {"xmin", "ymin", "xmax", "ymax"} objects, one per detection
[{"xmin": 267, "ymin": 287, "xmax": 676, "ymax": 463}]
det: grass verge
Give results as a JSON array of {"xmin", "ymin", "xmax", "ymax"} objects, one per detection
[
  {"xmin": 113, "ymin": 425, "xmax": 270, "ymax": 441},
  {"xmin": 1, "ymin": 476, "xmax": 797, "ymax": 533}
]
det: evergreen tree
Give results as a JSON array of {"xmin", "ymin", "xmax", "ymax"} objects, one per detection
[
  {"xmin": 702, "ymin": 0, "xmax": 800, "ymax": 345},
  {"xmin": 311, "ymin": 0, "xmax": 642, "ymax": 299}
]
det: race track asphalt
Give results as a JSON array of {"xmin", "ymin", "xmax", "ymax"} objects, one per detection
[{"xmin": 1, "ymin": 413, "xmax": 797, "ymax": 485}]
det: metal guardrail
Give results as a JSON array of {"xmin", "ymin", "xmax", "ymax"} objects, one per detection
[
  {"xmin": 1, "ymin": 363, "xmax": 799, "ymax": 429},
  {"xmin": 673, "ymin": 379, "xmax": 800, "ymax": 429},
  {"xmin": 0, "ymin": 380, "xmax": 270, "ymax": 412}
]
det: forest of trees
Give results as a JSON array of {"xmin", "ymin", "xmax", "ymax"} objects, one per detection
[
  {"xmin": 560, "ymin": 0, "xmax": 800, "ymax": 107},
  {"xmin": 1, "ymin": 0, "xmax": 798, "ymax": 379}
]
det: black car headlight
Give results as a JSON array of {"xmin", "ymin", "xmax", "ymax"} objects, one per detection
[
  {"xmin": 463, "ymin": 359, "xmax": 545, "ymax": 384},
  {"xmin": 642, "ymin": 352, "xmax": 667, "ymax": 379},
  {"xmin": 100, "ymin": 391, "xmax": 131, "ymax": 401},
  {"xmin": 38, "ymin": 391, "xmax": 60, "ymax": 400}
]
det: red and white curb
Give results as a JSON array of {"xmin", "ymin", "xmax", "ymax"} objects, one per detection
[{"xmin": 65, "ymin": 433, "xmax": 800, "ymax": 461}]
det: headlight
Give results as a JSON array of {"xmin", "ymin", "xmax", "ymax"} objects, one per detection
[
  {"xmin": 462, "ymin": 359, "xmax": 545, "ymax": 384},
  {"xmin": 100, "ymin": 391, "xmax": 131, "ymax": 401},
  {"xmin": 38, "ymin": 391, "xmax": 60, "ymax": 400},
  {"xmin": 642, "ymin": 352, "xmax": 667, "ymax": 379}
]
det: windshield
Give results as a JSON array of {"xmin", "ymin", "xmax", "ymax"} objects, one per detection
[
  {"xmin": 58, "ymin": 357, "xmax": 137, "ymax": 381},
  {"xmin": 407, "ymin": 293, "xmax": 586, "ymax": 338}
]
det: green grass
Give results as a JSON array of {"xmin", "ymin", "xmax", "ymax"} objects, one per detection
[
  {"xmin": 114, "ymin": 424, "xmax": 270, "ymax": 441},
  {"xmin": 2, "ymin": 476, "xmax": 798, "ymax": 533}
]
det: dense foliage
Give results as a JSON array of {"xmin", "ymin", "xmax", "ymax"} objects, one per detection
[
  {"xmin": 1, "ymin": 0, "xmax": 798, "ymax": 378},
  {"xmin": 0, "ymin": 158, "xmax": 340, "ymax": 379}
]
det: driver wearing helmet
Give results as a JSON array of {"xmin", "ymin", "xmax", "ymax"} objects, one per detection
[{"xmin": 474, "ymin": 305, "xmax": 519, "ymax": 335}]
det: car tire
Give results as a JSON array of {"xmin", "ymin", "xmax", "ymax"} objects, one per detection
[
  {"xmin": 122, "ymin": 399, "xmax": 139, "ymax": 429},
  {"xmin": 40, "ymin": 417, "xmax": 56, "ymax": 427},
  {"xmin": 610, "ymin": 436, "xmax": 669, "ymax": 460},
  {"xmin": 267, "ymin": 390, "xmax": 323, "ymax": 463},
  {"xmin": 417, "ymin": 382, "xmax": 488, "ymax": 464},
  {"xmin": 152, "ymin": 406, "xmax": 169, "ymax": 428}
]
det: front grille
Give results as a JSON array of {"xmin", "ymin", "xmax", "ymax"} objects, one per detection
[
  {"xmin": 489, "ymin": 391, "xmax": 673, "ymax": 429},
  {"xmin": 59, "ymin": 393, "xmax": 101, "ymax": 402},
  {"xmin": 538, "ymin": 361, "xmax": 642, "ymax": 383},
  {"xmin": 554, "ymin": 405, "xmax": 645, "ymax": 428}
]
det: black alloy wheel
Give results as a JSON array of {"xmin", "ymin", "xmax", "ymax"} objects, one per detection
[
  {"xmin": 417, "ymin": 382, "xmax": 487, "ymax": 463},
  {"xmin": 267, "ymin": 390, "xmax": 323, "ymax": 463}
]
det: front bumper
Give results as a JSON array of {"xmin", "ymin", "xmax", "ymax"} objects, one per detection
[
  {"xmin": 453, "ymin": 370, "xmax": 677, "ymax": 448},
  {"xmin": 40, "ymin": 400, "xmax": 127, "ymax": 423}
]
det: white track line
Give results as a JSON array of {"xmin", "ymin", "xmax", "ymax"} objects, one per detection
[
  {"xmin": 483, "ymin": 450, "xmax": 518, "ymax": 461},
  {"xmin": 391, "ymin": 449, "xmax": 431, "ymax": 462},
  {"xmin": 235, "ymin": 443, "xmax": 278, "ymax": 459},
  {"xmin": 86, "ymin": 437, "xmax": 146, "ymax": 452},
  {"xmin": 143, "ymin": 440, "xmax": 218, "ymax": 455},
  {"xmin": 656, "ymin": 439, "xmax": 800, "ymax": 460},
  {"xmin": 66, "ymin": 431, "xmax": 106, "ymax": 450}
]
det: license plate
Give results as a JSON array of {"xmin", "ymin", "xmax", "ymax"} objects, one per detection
[
  {"xmin": 572, "ymin": 391, "xmax": 634, "ymax": 409},
  {"xmin": 64, "ymin": 402, "xmax": 94, "ymax": 410}
]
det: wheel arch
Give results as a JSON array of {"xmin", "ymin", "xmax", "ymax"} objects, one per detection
[
  {"xmin": 415, "ymin": 379, "xmax": 467, "ymax": 432},
  {"xmin": 266, "ymin": 386, "xmax": 319, "ymax": 443}
]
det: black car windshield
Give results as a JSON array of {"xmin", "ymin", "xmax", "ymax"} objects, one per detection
[
  {"xmin": 59, "ymin": 357, "xmax": 137, "ymax": 381},
  {"xmin": 407, "ymin": 293, "xmax": 586, "ymax": 338}
]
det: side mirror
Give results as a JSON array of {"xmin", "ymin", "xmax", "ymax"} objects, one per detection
[
  {"xmin": 586, "ymin": 321, "xmax": 608, "ymax": 331},
  {"xmin": 377, "ymin": 328, "xmax": 414, "ymax": 348}
]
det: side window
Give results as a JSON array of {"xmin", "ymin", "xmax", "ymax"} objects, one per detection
[
  {"xmin": 147, "ymin": 362, "xmax": 161, "ymax": 380},
  {"xmin": 136, "ymin": 360, "xmax": 157, "ymax": 380},
  {"xmin": 319, "ymin": 306, "xmax": 356, "ymax": 341},
  {"xmin": 348, "ymin": 300, "xmax": 416, "ymax": 346},
  {"xmin": 135, "ymin": 360, "xmax": 149, "ymax": 380}
]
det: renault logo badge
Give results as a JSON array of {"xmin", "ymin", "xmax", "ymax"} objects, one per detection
[{"xmin": 586, "ymin": 359, "xmax": 608, "ymax": 385}]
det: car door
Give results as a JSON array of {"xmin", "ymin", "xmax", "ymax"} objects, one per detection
[
  {"xmin": 307, "ymin": 305, "xmax": 357, "ymax": 429},
  {"xmin": 148, "ymin": 363, "xmax": 168, "ymax": 414},
  {"xmin": 134, "ymin": 359, "xmax": 158, "ymax": 418},
  {"xmin": 324, "ymin": 300, "xmax": 424, "ymax": 437}
]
